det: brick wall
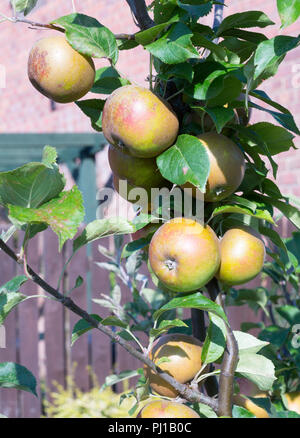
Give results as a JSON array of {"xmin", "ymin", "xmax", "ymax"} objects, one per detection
[{"xmin": 0, "ymin": 0, "xmax": 299, "ymax": 197}]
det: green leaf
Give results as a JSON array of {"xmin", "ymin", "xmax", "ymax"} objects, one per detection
[
  {"xmin": 140, "ymin": 288, "xmax": 167, "ymax": 311},
  {"xmin": 159, "ymin": 63, "xmax": 194, "ymax": 83},
  {"xmin": 244, "ymin": 54, "xmax": 282, "ymax": 98},
  {"xmin": 0, "ymin": 362, "xmax": 37, "ymax": 396},
  {"xmin": 156, "ymin": 134, "xmax": 210, "ymax": 192},
  {"xmin": 177, "ymin": 1, "xmax": 213, "ymax": 19},
  {"xmin": 217, "ymin": 11, "xmax": 275, "ymax": 36},
  {"xmin": 219, "ymin": 29, "xmax": 267, "ymax": 44},
  {"xmin": 42, "ymin": 146, "xmax": 58, "ymax": 167},
  {"xmin": 234, "ymin": 331, "xmax": 269, "ymax": 355},
  {"xmin": 73, "ymin": 217, "xmax": 134, "ymax": 253},
  {"xmin": 153, "ymin": 291, "xmax": 228, "ymax": 323},
  {"xmin": 197, "ymin": 403, "xmax": 218, "ymax": 418},
  {"xmin": 235, "ymin": 353, "xmax": 276, "ymax": 391},
  {"xmin": 220, "ymin": 37, "xmax": 256, "ymax": 63},
  {"xmin": 259, "ymin": 224, "xmax": 288, "ymax": 254},
  {"xmin": 274, "ymin": 410, "xmax": 300, "ymax": 418},
  {"xmin": 135, "ymin": 17, "xmax": 178, "ymax": 45},
  {"xmin": 254, "ymin": 36, "xmax": 300, "ymax": 79},
  {"xmin": 261, "ymin": 196, "xmax": 300, "ymax": 230},
  {"xmin": 277, "ymin": 0, "xmax": 300, "ymax": 28},
  {"xmin": 12, "ymin": 0, "xmax": 38, "ymax": 15},
  {"xmin": 185, "ymin": 62, "xmax": 228, "ymax": 100},
  {"xmin": 75, "ymin": 99, "xmax": 105, "ymax": 132},
  {"xmin": 195, "ymin": 107, "xmax": 235, "ymax": 133},
  {"xmin": 0, "ymin": 290, "xmax": 26, "ymax": 325},
  {"xmin": 74, "ymin": 276, "xmax": 83, "ymax": 289},
  {"xmin": 236, "ymin": 125, "xmax": 280, "ymax": 177},
  {"xmin": 285, "ymin": 231, "xmax": 300, "ymax": 264},
  {"xmin": 207, "ymin": 75, "xmax": 243, "ymax": 107},
  {"xmin": 241, "ymin": 122, "xmax": 296, "ymax": 156},
  {"xmin": 9, "ymin": 186, "xmax": 85, "ymax": 251},
  {"xmin": 192, "ymin": 34, "xmax": 227, "ymax": 60},
  {"xmin": 249, "ymin": 101, "xmax": 300, "ymax": 135},
  {"xmin": 53, "ymin": 13, "xmax": 118, "ymax": 64},
  {"xmin": 211, "ymin": 204, "xmax": 274, "ymax": 224},
  {"xmin": 71, "ymin": 314, "xmax": 102, "ymax": 345},
  {"xmin": 249, "ymin": 89, "xmax": 293, "ymax": 114},
  {"xmin": 121, "ymin": 236, "xmax": 152, "ymax": 259},
  {"xmin": 101, "ymin": 316, "xmax": 128, "ymax": 329},
  {"xmin": 150, "ymin": 319, "xmax": 188, "ymax": 338},
  {"xmin": 154, "ymin": 0, "xmax": 179, "ymax": 24},
  {"xmin": 232, "ymin": 405, "xmax": 256, "ymax": 418},
  {"xmin": 226, "ymin": 287, "xmax": 269, "ymax": 314},
  {"xmin": 91, "ymin": 67, "xmax": 131, "ymax": 94},
  {"xmin": 201, "ymin": 313, "xmax": 226, "ymax": 364},
  {"xmin": 254, "ymin": 122, "xmax": 295, "ymax": 155},
  {"xmin": 117, "ymin": 39, "xmax": 139, "ymax": 51},
  {"xmin": 276, "ymin": 305, "xmax": 300, "ymax": 325},
  {"xmin": 258, "ymin": 325, "xmax": 290, "ymax": 349},
  {"xmin": 0, "ymin": 160, "xmax": 65, "ymax": 209},
  {"xmin": 145, "ymin": 22, "xmax": 199, "ymax": 64},
  {"xmin": 100, "ymin": 370, "xmax": 141, "ymax": 391},
  {"xmin": 241, "ymin": 322, "xmax": 265, "ymax": 332},
  {"xmin": 0, "ymin": 275, "xmax": 28, "ymax": 293}
]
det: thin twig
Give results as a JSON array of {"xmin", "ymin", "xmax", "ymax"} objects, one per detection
[
  {"xmin": 0, "ymin": 14, "xmax": 136, "ymax": 40},
  {"xmin": 1, "ymin": 15, "xmax": 65, "ymax": 31},
  {"xmin": 115, "ymin": 33, "xmax": 136, "ymax": 40},
  {"xmin": 0, "ymin": 237, "xmax": 218, "ymax": 412}
]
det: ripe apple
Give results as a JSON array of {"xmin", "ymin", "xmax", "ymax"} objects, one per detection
[
  {"xmin": 149, "ymin": 218, "xmax": 220, "ymax": 293},
  {"xmin": 28, "ymin": 36, "xmax": 95, "ymax": 103},
  {"xmin": 182, "ymin": 133, "xmax": 245, "ymax": 202},
  {"xmin": 137, "ymin": 400, "xmax": 200, "ymax": 418},
  {"xmin": 113, "ymin": 174, "xmax": 160, "ymax": 213},
  {"xmin": 144, "ymin": 333, "xmax": 203, "ymax": 398},
  {"xmin": 218, "ymin": 225, "xmax": 265, "ymax": 286},
  {"xmin": 102, "ymin": 85, "xmax": 179, "ymax": 158},
  {"xmin": 108, "ymin": 144, "xmax": 169, "ymax": 191}
]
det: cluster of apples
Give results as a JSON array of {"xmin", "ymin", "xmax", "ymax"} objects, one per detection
[
  {"xmin": 100, "ymin": 87, "xmax": 265, "ymax": 292},
  {"xmin": 27, "ymin": 36, "xmax": 266, "ymax": 418}
]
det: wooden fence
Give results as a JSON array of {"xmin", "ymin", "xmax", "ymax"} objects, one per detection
[{"xmin": 0, "ymin": 218, "xmax": 296, "ymax": 418}]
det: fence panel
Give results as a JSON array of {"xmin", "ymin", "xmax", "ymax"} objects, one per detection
[
  {"xmin": 43, "ymin": 230, "xmax": 66, "ymax": 396},
  {"xmin": 0, "ymin": 246, "xmax": 19, "ymax": 418},
  {"xmin": 90, "ymin": 238, "xmax": 113, "ymax": 388},
  {"xmin": 68, "ymin": 243, "xmax": 90, "ymax": 392},
  {"xmin": 18, "ymin": 234, "xmax": 41, "ymax": 418}
]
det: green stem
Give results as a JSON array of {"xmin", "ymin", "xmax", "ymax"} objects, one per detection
[{"xmin": 166, "ymin": 88, "xmax": 184, "ymax": 102}]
